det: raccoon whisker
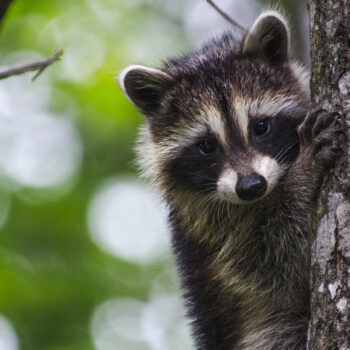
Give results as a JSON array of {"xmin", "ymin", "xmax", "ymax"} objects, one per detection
[
  {"xmin": 195, "ymin": 186, "xmax": 219, "ymax": 197},
  {"xmin": 196, "ymin": 194, "xmax": 215, "ymax": 212},
  {"xmin": 215, "ymin": 199, "xmax": 225, "ymax": 230},
  {"xmin": 198, "ymin": 183, "xmax": 218, "ymax": 191},
  {"xmin": 275, "ymin": 142, "xmax": 300, "ymax": 163},
  {"xmin": 205, "ymin": 193, "xmax": 231, "ymax": 225},
  {"xmin": 215, "ymin": 200, "xmax": 236, "ymax": 234},
  {"xmin": 195, "ymin": 192, "xmax": 218, "ymax": 216},
  {"xmin": 274, "ymin": 143, "xmax": 294, "ymax": 159},
  {"xmin": 274, "ymin": 142, "xmax": 296, "ymax": 161},
  {"xmin": 225, "ymin": 202, "xmax": 234, "ymax": 226},
  {"xmin": 220, "ymin": 201, "xmax": 230, "ymax": 232}
]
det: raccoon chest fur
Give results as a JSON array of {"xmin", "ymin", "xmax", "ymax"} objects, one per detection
[
  {"xmin": 119, "ymin": 9, "xmax": 328, "ymax": 350},
  {"xmin": 170, "ymin": 191, "xmax": 310, "ymax": 349}
]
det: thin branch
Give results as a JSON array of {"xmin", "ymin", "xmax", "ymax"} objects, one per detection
[
  {"xmin": 0, "ymin": 49, "xmax": 64, "ymax": 81},
  {"xmin": 206, "ymin": 0, "xmax": 247, "ymax": 32}
]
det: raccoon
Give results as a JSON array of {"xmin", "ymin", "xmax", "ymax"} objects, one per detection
[{"xmin": 119, "ymin": 10, "xmax": 344, "ymax": 350}]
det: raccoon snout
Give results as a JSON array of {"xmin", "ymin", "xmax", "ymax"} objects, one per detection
[{"xmin": 235, "ymin": 173, "xmax": 267, "ymax": 201}]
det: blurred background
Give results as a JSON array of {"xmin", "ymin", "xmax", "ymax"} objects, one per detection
[{"xmin": 0, "ymin": 0, "xmax": 308, "ymax": 349}]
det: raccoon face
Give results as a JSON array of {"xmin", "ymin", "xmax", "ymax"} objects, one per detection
[{"xmin": 119, "ymin": 11, "xmax": 310, "ymax": 204}]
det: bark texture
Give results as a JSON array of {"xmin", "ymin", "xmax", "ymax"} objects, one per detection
[{"xmin": 307, "ymin": 1, "xmax": 350, "ymax": 349}]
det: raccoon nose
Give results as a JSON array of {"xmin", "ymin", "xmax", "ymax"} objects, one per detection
[{"xmin": 235, "ymin": 173, "xmax": 267, "ymax": 201}]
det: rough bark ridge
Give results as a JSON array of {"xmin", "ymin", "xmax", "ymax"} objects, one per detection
[{"xmin": 307, "ymin": 1, "xmax": 350, "ymax": 349}]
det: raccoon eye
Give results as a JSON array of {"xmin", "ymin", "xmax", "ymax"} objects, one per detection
[
  {"xmin": 254, "ymin": 119, "xmax": 271, "ymax": 136},
  {"xmin": 198, "ymin": 139, "xmax": 217, "ymax": 155}
]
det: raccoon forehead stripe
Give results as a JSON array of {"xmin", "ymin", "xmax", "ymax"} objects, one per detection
[
  {"xmin": 153, "ymin": 108, "xmax": 228, "ymax": 154},
  {"xmin": 233, "ymin": 95, "xmax": 304, "ymax": 131},
  {"xmin": 249, "ymin": 95, "xmax": 304, "ymax": 117},
  {"xmin": 233, "ymin": 98, "xmax": 249, "ymax": 142},
  {"xmin": 164, "ymin": 122, "xmax": 207, "ymax": 152},
  {"xmin": 231, "ymin": 95, "xmax": 299, "ymax": 144},
  {"xmin": 203, "ymin": 107, "xmax": 228, "ymax": 147}
]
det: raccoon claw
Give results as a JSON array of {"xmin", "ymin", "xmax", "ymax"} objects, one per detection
[
  {"xmin": 298, "ymin": 109, "xmax": 346, "ymax": 168},
  {"xmin": 312, "ymin": 110, "xmax": 341, "ymax": 139},
  {"xmin": 298, "ymin": 109, "xmax": 320, "ymax": 146},
  {"xmin": 298, "ymin": 109, "xmax": 340, "ymax": 145}
]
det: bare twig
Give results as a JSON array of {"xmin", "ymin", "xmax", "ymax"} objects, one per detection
[
  {"xmin": 0, "ymin": 50, "xmax": 64, "ymax": 81},
  {"xmin": 206, "ymin": 0, "xmax": 247, "ymax": 32}
]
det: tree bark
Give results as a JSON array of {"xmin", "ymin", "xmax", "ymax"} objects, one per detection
[{"xmin": 307, "ymin": 1, "xmax": 350, "ymax": 349}]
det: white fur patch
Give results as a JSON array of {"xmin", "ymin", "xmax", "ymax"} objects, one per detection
[
  {"xmin": 233, "ymin": 99, "xmax": 249, "ymax": 141},
  {"xmin": 166, "ymin": 122, "xmax": 207, "ymax": 152},
  {"xmin": 137, "ymin": 121, "xmax": 208, "ymax": 190},
  {"xmin": 255, "ymin": 95, "xmax": 301, "ymax": 117},
  {"xmin": 234, "ymin": 95, "xmax": 305, "ymax": 122},
  {"xmin": 137, "ymin": 106, "xmax": 229, "ymax": 188},
  {"xmin": 252, "ymin": 154, "xmax": 283, "ymax": 194},
  {"xmin": 217, "ymin": 168, "xmax": 240, "ymax": 203},
  {"xmin": 291, "ymin": 62, "xmax": 310, "ymax": 100},
  {"xmin": 136, "ymin": 126, "xmax": 161, "ymax": 182},
  {"xmin": 154, "ymin": 107, "xmax": 228, "ymax": 158},
  {"xmin": 233, "ymin": 95, "xmax": 304, "ymax": 143},
  {"xmin": 217, "ymin": 155, "xmax": 284, "ymax": 205},
  {"xmin": 203, "ymin": 107, "xmax": 228, "ymax": 147}
]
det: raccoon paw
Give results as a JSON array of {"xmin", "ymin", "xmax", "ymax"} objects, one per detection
[{"xmin": 298, "ymin": 109, "xmax": 346, "ymax": 169}]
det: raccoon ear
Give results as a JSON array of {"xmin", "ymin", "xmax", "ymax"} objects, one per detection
[
  {"xmin": 243, "ymin": 11, "xmax": 290, "ymax": 65},
  {"xmin": 119, "ymin": 65, "xmax": 173, "ymax": 116}
]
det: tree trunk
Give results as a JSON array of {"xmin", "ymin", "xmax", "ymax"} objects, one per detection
[{"xmin": 307, "ymin": 1, "xmax": 350, "ymax": 349}]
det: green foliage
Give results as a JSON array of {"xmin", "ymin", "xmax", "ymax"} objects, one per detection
[
  {"xmin": 0, "ymin": 1, "xmax": 191, "ymax": 349},
  {"xmin": 0, "ymin": 0, "xmax": 306, "ymax": 349}
]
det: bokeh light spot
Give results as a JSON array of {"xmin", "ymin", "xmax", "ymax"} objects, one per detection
[
  {"xmin": 141, "ymin": 295, "xmax": 194, "ymax": 350},
  {"xmin": 0, "ymin": 316, "xmax": 19, "ymax": 350},
  {"xmin": 0, "ymin": 73, "xmax": 82, "ymax": 191},
  {"xmin": 0, "ymin": 112, "xmax": 82, "ymax": 189},
  {"xmin": 88, "ymin": 178, "xmax": 169, "ymax": 264},
  {"xmin": 91, "ymin": 298, "xmax": 148, "ymax": 350},
  {"xmin": 91, "ymin": 296, "xmax": 194, "ymax": 350}
]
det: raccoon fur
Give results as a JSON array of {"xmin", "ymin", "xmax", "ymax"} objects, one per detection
[{"xmin": 119, "ymin": 10, "xmax": 344, "ymax": 350}]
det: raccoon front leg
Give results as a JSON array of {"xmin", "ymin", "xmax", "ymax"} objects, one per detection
[
  {"xmin": 255, "ymin": 109, "xmax": 347, "ymax": 350},
  {"xmin": 299, "ymin": 109, "xmax": 345, "ymax": 169},
  {"xmin": 286, "ymin": 108, "xmax": 345, "ymax": 203}
]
